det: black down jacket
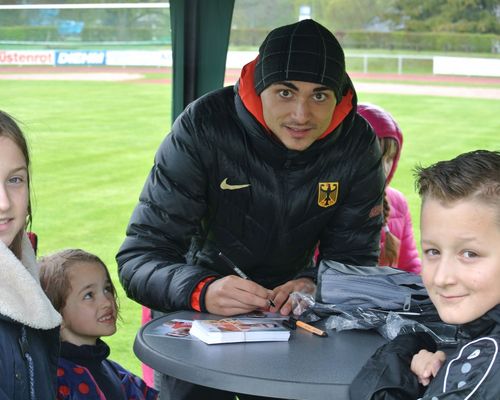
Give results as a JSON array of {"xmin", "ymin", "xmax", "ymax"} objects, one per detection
[
  {"xmin": 350, "ymin": 305, "xmax": 500, "ymax": 400},
  {"xmin": 117, "ymin": 71, "xmax": 384, "ymax": 312}
]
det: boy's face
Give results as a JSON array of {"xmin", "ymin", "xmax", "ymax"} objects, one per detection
[
  {"xmin": 61, "ymin": 261, "xmax": 117, "ymax": 346},
  {"xmin": 420, "ymin": 197, "xmax": 500, "ymax": 324}
]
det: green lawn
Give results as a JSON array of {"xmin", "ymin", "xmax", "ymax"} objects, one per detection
[
  {"xmin": 356, "ymin": 93, "xmax": 500, "ymax": 245},
  {"xmin": 0, "ymin": 76, "xmax": 498, "ymax": 377},
  {"xmin": 0, "ymin": 78, "xmax": 169, "ymax": 376}
]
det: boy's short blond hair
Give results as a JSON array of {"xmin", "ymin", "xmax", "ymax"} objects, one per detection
[{"xmin": 415, "ymin": 150, "xmax": 500, "ymax": 226}]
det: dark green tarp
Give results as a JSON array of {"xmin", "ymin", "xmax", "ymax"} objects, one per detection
[{"xmin": 170, "ymin": 0, "xmax": 235, "ymax": 120}]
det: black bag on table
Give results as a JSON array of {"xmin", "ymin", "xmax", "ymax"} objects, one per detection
[
  {"xmin": 316, "ymin": 260, "xmax": 434, "ymax": 314},
  {"xmin": 314, "ymin": 261, "xmax": 459, "ymax": 345}
]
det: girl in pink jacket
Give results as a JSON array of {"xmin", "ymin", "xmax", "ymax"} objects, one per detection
[{"xmin": 357, "ymin": 103, "xmax": 421, "ymax": 274}]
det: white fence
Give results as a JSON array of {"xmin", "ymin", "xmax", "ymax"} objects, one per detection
[
  {"xmin": 346, "ymin": 54, "xmax": 433, "ymax": 75},
  {"xmin": 433, "ymin": 56, "xmax": 500, "ymax": 77}
]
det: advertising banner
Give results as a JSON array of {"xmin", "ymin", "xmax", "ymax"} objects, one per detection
[
  {"xmin": 106, "ymin": 50, "xmax": 171, "ymax": 66},
  {"xmin": 0, "ymin": 50, "xmax": 54, "ymax": 65},
  {"xmin": 55, "ymin": 50, "xmax": 106, "ymax": 66},
  {"xmin": 434, "ymin": 56, "xmax": 500, "ymax": 77}
]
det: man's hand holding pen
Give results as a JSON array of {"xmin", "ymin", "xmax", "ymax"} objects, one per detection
[
  {"xmin": 208, "ymin": 252, "xmax": 316, "ymax": 317},
  {"xmin": 204, "ymin": 275, "xmax": 276, "ymax": 316},
  {"xmin": 204, "ymin": 275, "xmax": 316, "ymax": 317}
]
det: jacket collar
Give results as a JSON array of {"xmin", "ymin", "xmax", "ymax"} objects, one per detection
[
  {"xmin": 0, "ymin": 233, "xmax": 61, "ymax": 329},
  {"xmin": 60, "ymin": 339, "xmax": 110, "ymax": 362},
  {"xmin": 458, "ymin": 305, "xmax": 500, "ymax": 342}
]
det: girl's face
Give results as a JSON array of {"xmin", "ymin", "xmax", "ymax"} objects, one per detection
[
  {"xmin": 382, "ymin": 155, "xmax": 394, "ymax": 179},
  {"xmin": 0, "ymin": 136, "xmax": 29, "ymax": 247},
  {"xmin": 61, "ymin": 261, "xmax": 117, "ymax": 346},
  {"xmin": 379, "ymin": 138, "xmax": 398, "ymax": 180}
]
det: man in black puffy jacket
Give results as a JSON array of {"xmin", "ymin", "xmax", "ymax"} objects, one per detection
[{"xmin": 117, "ymin": 19, "xmax": 384, "ymax": 399}]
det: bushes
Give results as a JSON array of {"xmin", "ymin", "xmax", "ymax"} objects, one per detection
[
  {"xmin": 81, "ymin": 26, "xmax": 155, "ymax": 42},
  {"xmin": 0, "ymin": 25, "xmax": 164, "ymax": 43},
  {"xmin": 2, "ymin": 25, "xmax": 498, "ymax": 53},
  {"xmin": 230, "ymin": 28, "xmax": 268, "ymax": 47},
  {"xmin": 228, "ymin": 29, "xmax": 499, "ymax": 54},
  {"xmin": 0, "ymin": 26, "xmax": 58, "ymax": 41},
  {"xmin": 334, "ymin": 31, "xmax": 499, "ymax": 53}
]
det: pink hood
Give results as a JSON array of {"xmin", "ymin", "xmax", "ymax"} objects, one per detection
[{"xmin": 357, "ymin": 103, "xmax": 403, "ymax": 184}]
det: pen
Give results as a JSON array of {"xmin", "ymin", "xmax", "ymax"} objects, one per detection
[
  {"xmin": 218, "ymin": 251, "xmax": 276, "ymax": 308},
  {"xmin": 218, "ymin": 251, "xmax": 249, "ymax": 279},
  {"xmin": 294, "ymin": 319, "xmax": 328, "ymax": 337}
]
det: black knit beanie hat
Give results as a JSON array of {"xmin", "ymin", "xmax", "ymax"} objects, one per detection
[{"xmin": 254, "ymin": 19, "xmax": 346, "ymax": 102}]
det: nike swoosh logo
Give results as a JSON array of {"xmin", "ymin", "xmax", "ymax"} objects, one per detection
[{"xmin": 220, "ymin": 178, "xmax": 251, "ymax": 190}]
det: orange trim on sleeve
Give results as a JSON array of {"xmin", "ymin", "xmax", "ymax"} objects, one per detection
[{"xmin": 191, "ymin": 276, "xmax": 217, "ymax": 312}]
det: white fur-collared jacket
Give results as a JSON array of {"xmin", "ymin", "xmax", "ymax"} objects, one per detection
[{"xmin": 0, "ymin": 234, "xmax": 61, "ymax": 400}]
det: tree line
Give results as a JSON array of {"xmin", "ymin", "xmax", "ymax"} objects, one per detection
[
  {"xmin": 234, "ymin": 0, "xmax": 499, "ymax": 34},
  {"xmin": 0, "ymin": 0, "xmax": 498, "ymax": 44}
]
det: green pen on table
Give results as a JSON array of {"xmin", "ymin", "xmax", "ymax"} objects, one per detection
[{"xmin": 218, "ymin": 252, "xmax": 276, "ymax": 308}]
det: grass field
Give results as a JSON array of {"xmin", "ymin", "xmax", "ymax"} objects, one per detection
[
  {"xmin": 0, "ymin": 73, "xmax": 498, "ymax": 377},
  {"xmin": 0, "ymin": 77, "xmax": 169, "ymax": 376}
]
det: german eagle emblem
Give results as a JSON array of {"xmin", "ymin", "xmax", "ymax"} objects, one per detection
[{"xmin": 318, "ymin": 182, "xmax": 339, "ymax": 208}]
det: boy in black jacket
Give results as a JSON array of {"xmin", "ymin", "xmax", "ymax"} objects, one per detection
[{"xmin": 350, "ymin": 150, "xmax": 500, "ymax": 400}]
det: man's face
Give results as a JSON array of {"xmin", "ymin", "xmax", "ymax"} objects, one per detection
[
  {"xmin": 420, "ymin": 197, "xmax": 500, "ymax": 324},
  {"xmin": 260, "ymin": 81, "xmax": 337, "ymax": 151}
]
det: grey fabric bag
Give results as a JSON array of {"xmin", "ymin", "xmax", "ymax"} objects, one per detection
[{"xmin": 316, "ymin": 260, "xmax": 433, "ymax": 313}]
